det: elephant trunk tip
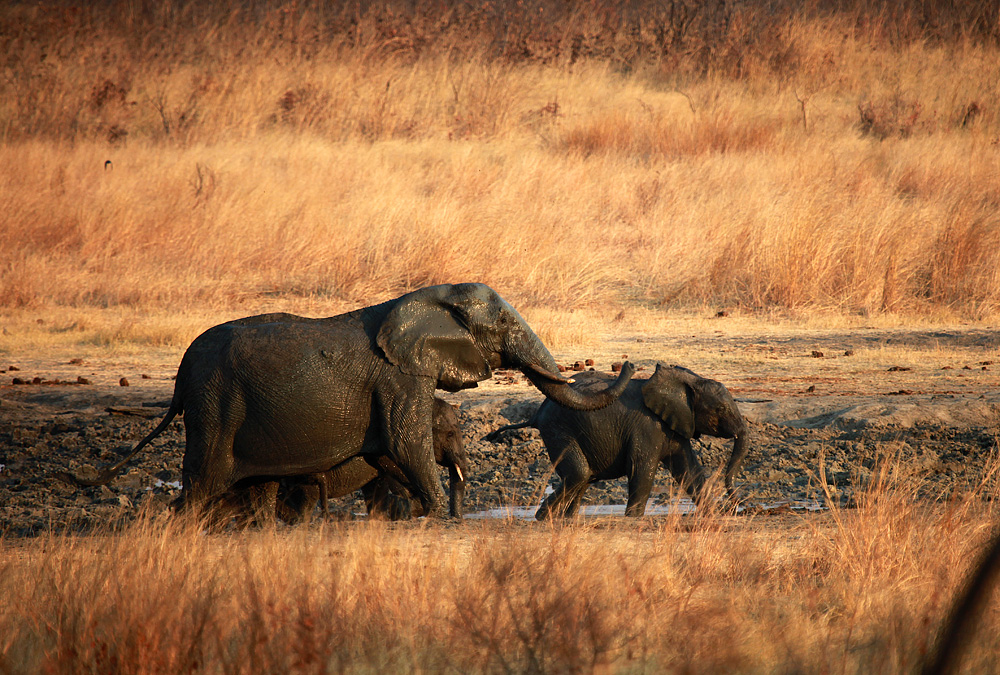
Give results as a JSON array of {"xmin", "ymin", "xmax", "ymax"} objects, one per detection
[
  {"xmin": 724, "ymin": 433, "xmax": 750, "ymax": 489},
  {"xmin": 524, "ymin": 362, "xmax": 572, "ymax": 384}
]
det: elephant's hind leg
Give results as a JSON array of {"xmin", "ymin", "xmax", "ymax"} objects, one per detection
[
  {"xmin": 536, "ymin": 440, "xmax": 591, "ymax": 520},
  {"xmin": 179, "ymin": 417, "xmax": 240, "ymax": 517},
  {"xmin": 561, "ymin": 481, "xmax": 590, "ymax": 518}
]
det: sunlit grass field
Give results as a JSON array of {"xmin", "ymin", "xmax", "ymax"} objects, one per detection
[
  {"xmin": 3, "ymin": 0, "xmax": 1000, "ymax": 350},
  {"xmin": 2, "ymin": 458, "xmax": 999, "ymax": 673}
]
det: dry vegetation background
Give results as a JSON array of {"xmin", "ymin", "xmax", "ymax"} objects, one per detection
[
  {"xmin": 3, "ymin": 0, "xmax": 1000, "ymax": 672},
  {"xmin": 2, "ymin": 0, "xmax": 1000, "ymax": 340}
]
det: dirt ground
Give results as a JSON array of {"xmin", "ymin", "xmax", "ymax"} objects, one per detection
[{"xmin": 2, "ymin": 323, "xmax": 999, "ymax": 536}]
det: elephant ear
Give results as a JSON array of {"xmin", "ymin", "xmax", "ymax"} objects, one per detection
[
  {"xmin": 377, "ymin": 285, "xmax": 492, "ymax": 392},
  {"xmin": 641, "ymin": 363, "xmax": 696, "ymax": 439}
]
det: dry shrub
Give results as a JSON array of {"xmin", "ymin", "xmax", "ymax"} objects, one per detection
[
  {"xmin": 925, "ymin": 206, "xmax": 1000, "ymax": 310},
  {"xmin": 4, "ymin": 0, "xmax": 996, "ymax": 145},
  {"xmin": 561, "ymin": 105, "xmax": 779, "ymax": 159},
  {"xmin": 451, "ymin": 530, "xmax": 645, "ymax": 672},
  {"xmin": 858, "ymin": 95, "xmax": 924, "ymax": 140}
]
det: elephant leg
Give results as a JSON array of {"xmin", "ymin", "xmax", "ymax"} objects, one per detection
[
  {"xmin": 663, "ymin": 438, "xmax": 708, "ymax": 504},
  {"xmin": 376, "ymin": 383, "xmax": 448, "ymax": 518},
  {"xmin": 278, "ymin": 483, "xmax": 321, "ymax": 524},
  {"xmin": 361, "ymin": 476, "xmax": 394, "ymax": 519},
  {"xmin": 625, "ymin": 459, "xmax": 658, "ymax": 517},
  {"xmin": 178, "ymin": 411, "xmax": 239, "ymax": 516},
  {"xmin": 361, "ymin": 471, "xmax": 417, "ymax": 520},
  {"xmin": 245, "ymin": 481, "xmax": 279, "ymax": 526},
  {"xmin": 180, "ymin": 456, "xmax": 237, "ymax": 519},
  {"xmin": 317, "ymin": 474, "xmax": 329, "ymax": 519},
  {"xmin": 536, "ymin": 441, "xmax": 591, "ymax": 520},
  {"xmin": 277, "ymin": 457, "xmax": 380, "ymax": 520},
  {"xmin": 562, "ymin": 481, "xmax": 590, "ymax": 518}
]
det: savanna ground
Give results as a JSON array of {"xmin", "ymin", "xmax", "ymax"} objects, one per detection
[{"xmin": 2, "ymin": 0, "xmax": 1000, "ymax": 672}]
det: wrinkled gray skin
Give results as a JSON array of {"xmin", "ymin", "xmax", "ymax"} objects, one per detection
[
  {"xmin": 270, "ymin": 398, "xmax": 469, "ymax": 521},
  {"xmin": 65, "ymin": 283, "xmax": 635, "ymax": 518},
  {"xmin": 486, "ymin": 363, "xmax": 748, "ymax": 519}
]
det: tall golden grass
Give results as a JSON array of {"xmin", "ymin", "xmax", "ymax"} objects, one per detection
[
  {"xmin": 2, "ymin": 0, "xmax": 999, "ymax": 332},
  {"xmin": 2, "ymin": 454, "xmax": 999, "ymax": 673}
]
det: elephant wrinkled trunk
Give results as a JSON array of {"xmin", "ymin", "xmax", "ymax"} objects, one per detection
[
  {"xmin": 724, "ymin": 433, "xmax": 750, "ymax": 490},
  {"xmin": 522, "ymin": 361, "xmax": 636, "ymax": 411},
  {"xmin": 445, "ymin": 452, "xmax": 468, "ymax": 519},
  {"xmin": 449, "ymin": 469, "xmax": 466, "ymax": 519}
]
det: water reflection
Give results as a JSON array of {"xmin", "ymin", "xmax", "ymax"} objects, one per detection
[{"xmin": 465, "ymin": 498, "xmax": 823, "ymax": 520}]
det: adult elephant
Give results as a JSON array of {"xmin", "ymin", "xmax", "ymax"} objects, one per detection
[
  {"xmin": 485, "ymin": 363, "xmax": 748, "ymax": 519},
  {"xmin": 63, "ymin": 283, "xmax": 635, "ymax": 517}
]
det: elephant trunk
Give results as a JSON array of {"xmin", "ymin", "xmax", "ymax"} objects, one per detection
[
  {"xmin": 724, "ymin": 431, "xmax": 750, "ymax": 490},
  {"xmin": 521, "ymin": 361, "xmax": 636, "ymax": 411},
  {"xmin": 502, "ymin": 305, "xmax": 634, "ymax": 409},
  {"xmin": 448, "ymin": 464, "xmax": 466, "ymax": 519}
]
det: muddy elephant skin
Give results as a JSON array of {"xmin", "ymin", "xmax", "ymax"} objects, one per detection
[
  {"xmin": 63, "ymin": 283, "xmax": 635, "ymax": 518},
  {"xmin": 273, "ymin": 398, "xmax": 469, "ymax": 521},
  {"xmin": 487, "ymin": 363, "xmax": 748, "ymax": 519}
]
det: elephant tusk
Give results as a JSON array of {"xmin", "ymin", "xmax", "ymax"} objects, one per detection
[
  {"xmin": 525, "ymin": 363, "xmax": 573, "ymax": 385},
  {"xmin": 456, "ymin": 465, "xmax": 464, "ymax": 482}
]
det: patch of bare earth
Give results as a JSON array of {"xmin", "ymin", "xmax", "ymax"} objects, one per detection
[{"xmin": 1, "ymin": 326, "xmax": 998, "ymax": 535}]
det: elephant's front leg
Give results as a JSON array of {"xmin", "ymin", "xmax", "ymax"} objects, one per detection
[
  {"xmin": 376, "ymin": 380, "xmax": 449, "ymax": 518},
  {"xmin": 625, "ymin": 456, "xmax": 659, "ymax": 517},
  {"xmin": 662, "ymin": 438, "xmax": 708, "ymax": 505}
]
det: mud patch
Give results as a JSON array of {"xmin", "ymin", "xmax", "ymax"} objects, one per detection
[{"xmin": 2, "ymin": 325, "xmax": 999, "ymax": 535}]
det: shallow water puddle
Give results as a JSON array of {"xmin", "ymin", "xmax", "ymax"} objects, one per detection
[
  {"xmin": 149, "ymin": 479, "xmax": 183, "ymax": 490},
  {"xmin": 465, "ymin": 498, "xmax": 699, "ymax": 520},
  {"xmin": 464, "ymin": 498, "xmax": 824, "ymax": 519}
]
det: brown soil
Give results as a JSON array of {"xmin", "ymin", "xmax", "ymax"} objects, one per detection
[{"xmin": 2, "ymin": 325, "xmax": 998, "ymax": 536}]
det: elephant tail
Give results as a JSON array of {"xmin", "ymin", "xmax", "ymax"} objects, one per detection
[
  {"xmin": 52, "ymin": 398, "xmax": 183, "ymax": 488},
  {"xmin": 483, "ymin": 421, "xmax": 533, "ymax": 443}
]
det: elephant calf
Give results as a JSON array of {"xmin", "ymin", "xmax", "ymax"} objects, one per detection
[
  {"xmin": 234, "ymin": 398, "xmax": 469, "ymax": 523},
  {"xmin": 276, "ymin": 398, "xmax": 469, "ymax": 521},
  {"xmin": 486, "ymin": 364, "xmax": 748, "ymax": 519}
]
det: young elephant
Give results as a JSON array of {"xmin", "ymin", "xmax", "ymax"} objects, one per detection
[
  {"xmin": 486, "ymin": 364, "xmax": 749, "ymax": 519},
  {"xmin": 236, "ymin": 398, "xmax": 469, "ymax": 523},
  {"xmin": 277, "ymin": 398, "xmax": 469, "ymax": 521}
]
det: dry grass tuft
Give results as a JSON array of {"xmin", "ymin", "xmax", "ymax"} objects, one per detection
[{"xmin": 2, "ymin": 454, "xmax": 1000, "ymax": 673}]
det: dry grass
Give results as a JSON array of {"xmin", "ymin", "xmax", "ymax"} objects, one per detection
[
  {"xmin": 2, "ymin": 454, "xmax": 999, "ymax": 673},
  {"xmin": 2, "ymin": 0, "xmax": 1000, "ymax": 345}
]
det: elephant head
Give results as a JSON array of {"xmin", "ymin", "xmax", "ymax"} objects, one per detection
[
  {"xmin": 432, "ymin": 399, "xmax": 469, "ymax": 518},
  {"xmin": 377, "ymin": 283, "xmax": 634, "ymax": 409},
  {"xmin": 641, "ymin": 363, "xmax": 749, "ymax": 490}
]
